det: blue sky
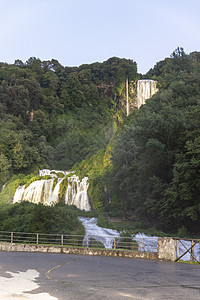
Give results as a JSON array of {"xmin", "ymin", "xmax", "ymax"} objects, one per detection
[{"xmin": 1, "ymin": 0, "xmax": 200, "ymax": 73}]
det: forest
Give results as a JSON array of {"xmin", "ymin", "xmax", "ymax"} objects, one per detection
[{"xmin": 0, "ymin": 48, "xmax": 199, "ymax": 236}]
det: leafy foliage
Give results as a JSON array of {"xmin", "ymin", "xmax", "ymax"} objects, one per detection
[
  {"xmin": 0, "ymin": 57, "xmax": 137, "ymax": 189},
  {"xmin": 0, "ymin": 49, "xmax": 200, "ymax": 236},
  {"xmin": 0, "ymin": 202, "xmax": 84, "ymax": 234},
  {"xmin": 110, "ymin": 48, "xmax": 200, "ymax": 234}
]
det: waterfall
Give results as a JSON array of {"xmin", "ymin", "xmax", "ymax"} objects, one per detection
[
  {"xmin": 137, "ymin": 79, "xmax": 158, "ymax": 108},
  {"xmin": 65, "ymin": 176, "xmax": 91, "ymax": 211},
  {"xmin": 14, "ymin": 179, "xmax": 58, "ymax": 205},
  {"xmin": 78, "ymin": 217, "xmax": 120, "ymax": 249},
  {"xmin": 47, "ymin": 178, "xmax": 64, "ymax": 205},
  {"xmin": 13, "ymin": 170, "xmax": 91, "ymax": 211},
  {"xmin": 39, "ymin": 169, "xmax": 71, "ymax": 177}
]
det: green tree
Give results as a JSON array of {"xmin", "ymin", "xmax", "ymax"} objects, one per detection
[{"xmin": 0, "ymin": 153, "xmax": 11, "ymax": 187}]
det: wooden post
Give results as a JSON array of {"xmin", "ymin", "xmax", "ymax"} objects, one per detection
[
  {"xmin": 61, "ymin": 235, "xmax": 63, "ymax": 247},
  {"xmin": 114, "ymin": 237, "xmax": 116, "ymax": 250},
  {"xmin": 199, "ymin": 241, "xmax": 200, "ymax": 262},
  {"xmin": 87, "ymin": 236, "xmax": 89, "ymax": 249},
  {"xmin": 175, "ymin": 242, "xmax": 197, "ymax": 262},
  {"xmin": 11, "ymin": 232, "xmax": 13, "ymax": 244},
  {"xmin": 36, "ymin": 233, "xmax": 39, "ymax": 245},
  {"xmin": 176, "ymin": 239, "xmax": 179, "ymax": 259},
  {"xmin": 142, "ymin": 238, "xmax": 145, "ymax": 252},
  {"xmin": 191, "ymin": 240, "xmax": 194, "ymax": 262}
]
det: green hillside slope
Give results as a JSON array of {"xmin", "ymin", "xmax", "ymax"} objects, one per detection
[{"xmin": 0, "ymin": 48, "xmax": 199, "ymax": 236}]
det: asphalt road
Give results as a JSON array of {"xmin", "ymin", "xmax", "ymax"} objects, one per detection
[{"xmin": 0, "ymin": 251, "xmax": 199, "ymax": 299}]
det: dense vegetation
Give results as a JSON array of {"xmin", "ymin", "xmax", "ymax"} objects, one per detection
[
  {"xmin": 73, "ymin": 48, "xmax": 200, "ymax": 236},
  {"xmin": 0, "ymin": 201, "xmax": 84, "ymax": 234},
  {"xmin": 0, "ymin": 56, "xmax": 137, "ymax": 233},
  {"xmin": 0, "ymin": 48, "xmax": 199, "ymax": 236},
  {"xmin": 0, "ymin": 56, "xmax": 137, "ymax": 188}
]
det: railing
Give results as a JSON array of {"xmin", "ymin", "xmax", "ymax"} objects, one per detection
[
  {"xmin": 1, "ymin": 231, "xmax": 199, "ymax": 262},
  {"xmin": 173, "ymin": 238, "xmax": 200, "ymax": 263},
  {"xmin": 0, "ymin": 231, "xmax": 158, "ymax": 253}
]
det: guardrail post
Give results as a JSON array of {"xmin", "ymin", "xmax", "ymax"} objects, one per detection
[
  {"xmin": 199, "ymin": 241, "xmax": 200, "ymax": 261},
  {"xmin": 61, "ymin": 235, "xmax": 63, "ymax": 247},
  {"xmin": 176, "ymin": 239, "xmax": 179, "ymax": 259},
  {"xmin": 114, "ymin": 237, "xmax": 116, "ymax": 250},
  {"xmin": 11, "ymin": 232, "xmax": 13, "ymax": 244},
  {"xmin": 87, "ymin": 236, "xmax": 89, "ymax": 249},
  {"xmin": 36, "ymin": 233, "xmax": 39, "ymax": 245},
  {"xmin": 191, "ymin": 240, "xmax": 194, "ymax": 262}
]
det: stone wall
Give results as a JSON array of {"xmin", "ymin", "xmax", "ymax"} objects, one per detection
[
  {"xmin": 0, "ymin": 242, "xmax": 158, "ymax": 260},
  {"xmin": 157, "ymin": 238, "xmax": 176, "ymax": 261},
  {"xmin": 0, "ymin": 239, "xmax": 177, "ymax": 261}
]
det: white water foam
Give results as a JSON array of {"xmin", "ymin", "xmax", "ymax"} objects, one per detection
[
  {"xmin": 13, "ymin": 170, "xmax": 91, "ymax": 211},
  {"xmin": 78, "ymin": 217, "xmax": 120, "ymax": 249},
  {"xmin": 79, "ymin": 219, "xmax": 200, "ymax": 261}
]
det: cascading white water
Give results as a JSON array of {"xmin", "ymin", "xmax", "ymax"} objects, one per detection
[
  {"xmin": 133, "ymin": 233, "xmax": 200, "ymax": 261},
  {"xmin": 65, "ymin": 176, "xmax": 91, "ymax": 211},
  {"xmin": 133, "ymin": 233, "xmax": 158, "ymax": 253},
  {"xmin": 48, "ymin": 178, "xmax": 64, "ymax": 205},
  {"xmin": 13, "ymin": 170, "xmax": 91, "ymax": 211},
  {"xmin": 13, "ymin": 179, "xmax": 53, "ymax": 205},
  {"xmin": 78, "ymin": 217, "xmax": 120, "ymax": 249},
  {"xmin": 79, "ymin": 219, "xmax": 200, "ymax": 260},
  {"xmin": 137, "ymin": 79, "xmax": 158, "ymax": 108},
  {"xmin": 39, "ymin": 169, "xmax": 72, "ymax": 177}
]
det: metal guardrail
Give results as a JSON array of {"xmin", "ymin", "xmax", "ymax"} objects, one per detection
[{"xmin": 0, "ymin": 231, "xmax": 158, "ymax": 252}]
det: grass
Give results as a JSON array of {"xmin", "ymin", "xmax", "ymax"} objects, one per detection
[{"xmin": 177, "ymin": 260, "xmax": 200, "ymax": 265}]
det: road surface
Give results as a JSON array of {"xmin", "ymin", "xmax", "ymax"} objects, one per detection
[{"xmin": 0, "ymin": 251, "xmax": 199, "ymax": 299}]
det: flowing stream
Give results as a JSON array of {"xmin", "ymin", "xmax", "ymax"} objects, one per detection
[
  {"xmin": 13, "ymin": 170, "xmax": 199, "ymax": 261},
  {"xmin": 79, "ymin": 217, "xmax": 200, "ymax": 261},
  {"xmin": 78, "ymin": 217, "xmax": 120, "ymax": 249}
]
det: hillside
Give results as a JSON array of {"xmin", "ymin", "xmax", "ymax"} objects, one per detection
[
  {"xmin": 111, "ymin": 48, "xmax": 200, "ymax": 234},
  {"xmin": 0, "ymin": 48, "xmax": 199, "ymax": 236},
  {"xmin": 0, "ymin": 56, "xmax": 137, "ymax": 187},
  {"xmin": 73, "ymin": 48, "xmax": 200, "ymax": 235}
]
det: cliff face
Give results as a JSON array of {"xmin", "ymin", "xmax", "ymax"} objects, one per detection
[{"xmin": 137, "ymin": 80, "xmax": 158, "ymax": 108}]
